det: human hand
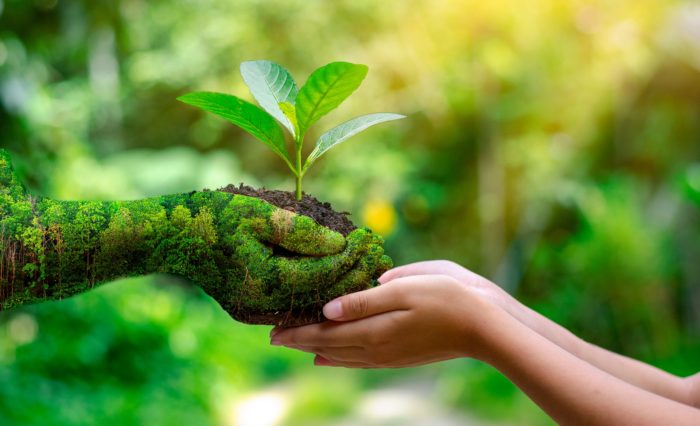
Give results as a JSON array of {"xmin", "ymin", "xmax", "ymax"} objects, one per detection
[
  {"xmin": 378, "ymin": 260, "xmax": 514, "ymax": 311},
  {"xmin": 270, "ymin": 274, "xmax": 502, "ymax": 367}
]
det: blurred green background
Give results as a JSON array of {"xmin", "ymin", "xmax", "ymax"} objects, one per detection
[{"xmin": 2, "ymin": 0, "xmax": 700, "ymax": 424}]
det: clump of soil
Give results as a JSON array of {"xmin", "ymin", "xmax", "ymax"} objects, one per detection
[{"xmin": 218, "ymin": 183, "xmax": 356, "ymax": 235}]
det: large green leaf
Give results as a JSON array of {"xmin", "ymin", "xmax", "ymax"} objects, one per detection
[
  {"xmin": 304, "ymin": 113, "xmax": 405, "ymax": 171},
  {"xmin": 296, "ymin": 62, "xmax": 368, "ymax": 137},
  {"xmin": 177, "ymin": 92, "xmax": 293, "ymax": 170},
  {"xmin": 240, "ymin": 60, "xmax": 299, "ymax": 136}
]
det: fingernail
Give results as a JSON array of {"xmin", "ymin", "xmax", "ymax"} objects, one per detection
[
  {"xmin": 270, "ymin": 337, "xmax": 282, "ymax": 346},
  {"xmin": 323, "ymin": 299, "xmax": 343, "ymax": 320}
]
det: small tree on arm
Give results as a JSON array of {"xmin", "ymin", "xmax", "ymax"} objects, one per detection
[{"xmin": 178, "ymin": 61, "xmax": 405, "ymax": 201}]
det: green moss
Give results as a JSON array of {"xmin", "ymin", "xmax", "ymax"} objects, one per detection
[{"xmin": 0, "ymin": 149, "xmax": 391, "ymax": 325}]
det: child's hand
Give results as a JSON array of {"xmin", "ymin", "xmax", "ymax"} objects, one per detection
[
  {"xmin": 379, "ymin": 260, "xmax": 514, "ymax": 313},
  {"xmin": 270, "ymin": 274, "xmax": 504, "ymax": 368}
]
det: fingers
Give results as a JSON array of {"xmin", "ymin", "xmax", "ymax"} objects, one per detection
[
  {"xmin": 322, "ymin": 241, "xmax": 391, "ymax": 304},
  {"xmin": 322, "ymin": 279, "xmax": 409, "ymax": 321},
  {"xmin": 275, "ymin": 228, "xmax": 385, "ymax": 290},
  {"xmin": 379, "ymin": 262, "xmax": 421, "ymax": 284},
  {"xmin": 271, "ymin": 311, "xmax": 405, "ymax": 348},
  {"xmin": 378, "ymin": 260, "xmax": 467, "ymax": 284},
  {"xmin": 272, "ymin": 320, "xmax": 368, "ymax": 347},
  {"xmin": 274, "ymin": 229, "xmax": 373, "ymax": 289},
  {"xmin": 272, "ymin": 310, "xmax": 410, "ymax": 367},
  {"xmin": 270, "ymin": 210, "xmax": 345, "ymax": 256},
  {"xmin": 273, "ymin": 275, "xmax": 478, "ymax": 368},
  {"xmin": 378, "ymin": 260, "xmax": 442, "ymax": 283},
  {"xmin": 282, "ymin": 343, "xmax": 365, "ymax": 362},
  {"xmin": 229, "ymin": 226, "xmax": 390, "ymax": 322},
  {"xmin": 314, "ymin": 355, "xmax": 373, "ymax": 368},
  {"xmin": 314, "ymin": 355, "xmax": 337, "ymax": 366},
  {"xmin": 377, "ymin": 255, "xmax": 393, "ymax": 277},
  {"xmin": 226, "ymin": 194, "xmax": 345, "ymax": 256}
]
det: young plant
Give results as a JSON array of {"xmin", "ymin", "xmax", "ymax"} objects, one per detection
[{"xmin": 178, "ymin": 61, "xmax": 405, "ymax": 200}]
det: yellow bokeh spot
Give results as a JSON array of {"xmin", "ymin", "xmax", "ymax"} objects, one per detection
[{"xmin": 362, "ymin": 199, "xmax": 397, "ymax": 236}]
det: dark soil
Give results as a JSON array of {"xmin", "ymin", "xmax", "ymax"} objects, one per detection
[{"xmin": 217, "ymin": 184, "xmax": 356, "ymax": 236}]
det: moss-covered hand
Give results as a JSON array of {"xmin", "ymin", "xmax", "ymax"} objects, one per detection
[{"xmin": 0, "ymin": 150, "xmax": 391, "ymax": 325}]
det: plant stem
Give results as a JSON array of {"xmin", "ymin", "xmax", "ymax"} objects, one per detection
[{"xmin": 295, "ymin": 144, "xmax": 303, "ymax": 201}]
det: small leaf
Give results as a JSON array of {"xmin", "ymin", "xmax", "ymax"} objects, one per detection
[
  {"xmin": 240, "ymin": 60, "xmax": 299, "ymax": 136},
  {"xmin": 279, "ymin": 102, "xmax": 300, "ymax": 144},
  {"xmin": 178, "ymin": 92, "xmax": 293, "ymax": 170},
  {"xmin": 296, "ymin": 62, "xmax": 368, "ymax": 137},
  {"xmin": 304, "ymin": 113, "xmax": 405, "ymax": 170}
]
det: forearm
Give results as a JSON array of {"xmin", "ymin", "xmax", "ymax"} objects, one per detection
[
  {"xmin": 377, "ymin": 261, "xmax": 692, "ymax": 404},
  {"xmin": 480, "ymin": 308, "xmax": 700, "ymax": 425},
  {"xmin": 2, "ymin": 186, "xmax": 388, "ymax": 324},
  {"xmin": 1, "ymin": 190, "xmax": 232, "ymax": 308},
  {"xmin": 501, "ymin": 297, "xmax": 692, "ymax": 404}
]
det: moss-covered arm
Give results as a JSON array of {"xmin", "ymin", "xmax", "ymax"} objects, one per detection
[{"xmin": 0, "ymin": 150, "xmax": 391, "ymax": 325}]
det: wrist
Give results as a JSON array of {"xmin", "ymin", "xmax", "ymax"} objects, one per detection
[
  {"xmin": 455, "ymin": 289, "xmax": 518, "ymax": 362},
  {"xmin": 455, "ymin": 271, "xmax": 523, "ymax": 324},
  {"xmin": 475, "ymin": 306, "xmax": 529, "ymax": 366},
  {"xmin": 485, "ymin": 284, "xmax": 545, "ymax": 342}
]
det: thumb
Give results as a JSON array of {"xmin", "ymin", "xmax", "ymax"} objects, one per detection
[
  {"xmin": 323, "ymin": 283, "xmax": 405, "ymax": 321},
  {"xmin": 274, "ymin": 212, "xmax": 346, "ymax": 256}
]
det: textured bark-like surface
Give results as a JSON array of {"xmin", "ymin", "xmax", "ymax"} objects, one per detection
[{"xmin": 0, "ymin": 150, "xmax": 391, "ymax": 326}]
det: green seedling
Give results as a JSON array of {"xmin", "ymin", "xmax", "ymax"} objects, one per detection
[{"xmin": 178, "ymin": 61, "xmax": 405, "ymax": 200}]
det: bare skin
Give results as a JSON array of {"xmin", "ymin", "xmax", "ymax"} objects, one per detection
[{"xmin": 270, "ymin": 260, "xmax": 700, "ymax": 425}]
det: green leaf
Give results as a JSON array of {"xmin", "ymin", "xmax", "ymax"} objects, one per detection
[
  {"xmin": 278, "ymin": 102, "xmax": 300, "ymax": 144},
  {"xmin": 304, "ymin": 113, "xmax": 405, "ymax": 171},
  {"xmin": 240, "ymin": 60, "xmax": 299, "ymax": 136},
  {"xmin": 177, "ymin": 92, "xmax": 293, "ymax": 171},
  {"xmin": 296, "ymin": 62, "xmax": 368, "ymax": 137}
]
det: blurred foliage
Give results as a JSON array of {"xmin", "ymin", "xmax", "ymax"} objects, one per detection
[{"xmin": 1, "ymin": 0, "xmax": 700, "ymax": 424}]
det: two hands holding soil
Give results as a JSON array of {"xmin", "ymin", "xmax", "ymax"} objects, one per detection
[{"xmin": 3, "ymin": 149, "xmax": 700, "ymax": 424}]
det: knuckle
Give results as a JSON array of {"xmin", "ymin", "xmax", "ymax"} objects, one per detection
[
  {"xmin": 282, "ymin": 326, "xmax": 314, "ymax": 345},
  {"xmin": 393, "ymin": 285, "xmax": 413, "ymax": 306},
  {"xmin": 347, "ymin": 293, "xmax": 369, "ymax": 318}
]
